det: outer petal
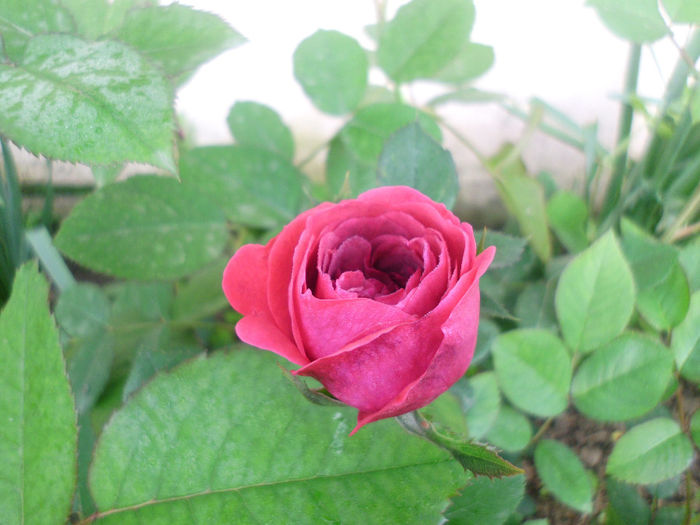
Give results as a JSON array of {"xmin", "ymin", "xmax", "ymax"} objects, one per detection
[
  {"xmin": 353, "ymin": 283, "xmax": 480, "ymax": 431},
  {"xmin": 295, "ymin": 316, "xmax": 443, "ymax": 413},
  {"xmin": 223, "ymin": 243, "xmax": 272, "ymax": 320},
  {"xmin": 235, "ymin": 316, "xmax": 308, "ymax": 366},
  {"xmin": 295, "ymin": 290, "xmax": 415, "ymax": 360},
  {"xmin": 223, "ymin": 243, "xmax": 308, "ymax": 365},
  {"xmin": 352, "ymin": 246, "xmax": 495, "ymax": 432},
  {"xmin": 267, "ymin": 204, "xmax": 333, "ymax": 337}
]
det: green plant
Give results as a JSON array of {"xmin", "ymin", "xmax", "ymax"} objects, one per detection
[{"xmin": 0, "ymin": 0, "xmax": 698, "ymax": 523}]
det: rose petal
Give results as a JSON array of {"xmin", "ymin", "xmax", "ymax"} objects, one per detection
[
  {"xmin": 236, "ymin": 316, "xmax": 308, "ymax": 366},
  {"xmin": 352, "ymin": 281, "xmax": 481, "ymax": 432},
  {"xmin": 223, "ymin": 244, "xmax": 308, "ymax": 365},
  {"xmin": 222, "ymin": 243, "xmax": 272, "ymax": 320},
  {"xmin": 295, "ymin": 316, "xmax": 443, "ymax": 413},
  {"xmin": 295, "ymin": 289, "xmax": 415, "ymax": 360}
]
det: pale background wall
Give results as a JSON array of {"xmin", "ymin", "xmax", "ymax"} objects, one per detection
[
  {"xmin": 17, "ymin": 1, "xmax": 687, "ymax": 223},
  {"xmin": 171, "ymin": 0, "xmax": 685, "ymax": 221}
]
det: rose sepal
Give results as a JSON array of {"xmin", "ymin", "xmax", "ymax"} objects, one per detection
[
  {"xmin": 396, "ymin": 410, "xmax": 523, "ymax": 478},
  {"xmin": 278, "ymin": 364, "xmax": 346, "ymax": 407}
]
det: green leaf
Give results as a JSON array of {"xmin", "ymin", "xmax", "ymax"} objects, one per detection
[
  {"xmin": 378, "ymin": 0, "xmax": 475, "ymax": 83},
  {"xmin": 75, "ymin": 412, "xmax": 98, "ymax": 517},
  {"xmin": 180, "ymin": 145, "xmax": 303, "ymax": 229},
  {"xmin": 571, "ymin": 333, "xmax": 674, "ymax": 421},
  {"xmin": 484, "ymin": 405, "xmax": 532, "ymax": 453},
  {"xmin": 67, "ymin": 330, "xmax": 115, "ymax": 414},
  {"xmin": 433, "ymin": 42, "xmax": 495, "ymax": 85},
  {"xmin": 172, "ymin": 256, "xmax": 229, "ymax": 322},
  {"xmin": 690, "ymin": 410, "xmax": 700, "ymax": 447},
  {"xmin": 55, "ymin": 283, "xmax": 110, "ymax": 338},
  {"xmin": 621, "ymin": 220, "xmax": 689, "ymax": 331},
  {"xmin": 89, "ymin": 349, "xmax": 468, "ymax": 523},
  {"xmin": 444, "ymin": 474, "xmax": 525, "ymax": 525},
  {"xmin": 0, "ymin": 262, "xmax": 77, "ymax": 525},
  {"xmin": 662, "ymin": 0, "xmax": 700, "ymax": 23},
  {"xmin": 122, "ymin": 327, "xmax": 201, "ymax": 400},
  {"xmin": 326, "ymin": 103, "xmax": 441, "ymax": 197},
  {"xmin": 420, "ymin": 391, "xmax": 468, "ymax": 438},
  {"xmin": 671, "ymin": 291, "xmax": 700, "ymax": 383},
  {"xmin": 637, "ymin": 262, "xmax": 690, "ymax": 331},
  {"xmin": 621, "ymin": 219, "xmax": 677, "ymax": 290},
  {"xmin": 0, "ymin": 35, "xmax": 176, "ymax": 172},
  {"xmin": 489, "ymin": 146, "xmax": 551, "ymax": 262},
  {"xmin": 293, "ymin": 30, "xmax": 368, "ymax": 115},
  {"xmin": 546, "ymin": 190, "xmax": 589, "ymax": 253},
  {"xmin": 605, "ymin": 478, "xmax": 651, "ymax": 525},
  {"xmin": 606, "ymin": 418, "xmax": 694, "ymax": 484},
  {"xmin": 480, "ymin": 291, "xmax": 517, "ymax": 321},
  {"xmin": 452, "ymin": 372, "xmax": 501, "ymax": 439},
  {"xmin": 555, "ymin": 230, "xmax": 636, "ymax": 353},
  {"xmin": 492, "ymin": 329, "xmax": 572, "ymax": 418},
  {"xmin": 445, "ymin": 442, "xmax": 522, "ymax": 478},
  {"xmin": 60, "ymin": 0, "xmax": 156, "ymax": 40},
  {"xmin": 588, "ymin": 0, "xmax": 668, "ymax": 43},
  {"xmin": 377, "ymin": 123, "xmax": 459, "ymax": 208},
  {"xmin": 474, "ymin": 231, "xmax": 527, "ymax": 269},
  {"xmin": 0, "ymin": 0, "xmax": 74, "ymax": 61},
  {"xmin": 678, "ymin": 239, "xmax": 700, "ymax": 292},
  {"xmin": 55, "ymin": 176, "xmax": 227, "ymax": 280},
  {"xmin": 25, "ymin": 227, "xmax": 75, "ymax": 292},
  {"xmin": 110, "ymin": 281, "xmax": 173, "ymax": 326},
  {"xmin": 472, "ymin": 318, "xmax": 500, "ymax": 366},
  {"xmin": 115, "ymin": 4, "xmax": 245, "ymax": 85},
  {"xmin": 227, "ymin": 101, "xmax": 294, "ymax": 160},
  {"xmin": 514, "ymin": 281, "xmax": 558, "ymax": 331},
  {"xmin": 652, "ymin": 506, "xmax": 686, "ymax": 525},
  {"xmin": 646, "ymin": 475, "xmax": 681, "ymax": 499},
  {"xmin": 535, "ymin": 440, "xmax": 593, "ymax": 513}
]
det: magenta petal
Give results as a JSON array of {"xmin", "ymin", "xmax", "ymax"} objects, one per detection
[
  {"xmin": 222, "ymin": 243, "xmax": 271, "ymax": 320},
  {"xmin": 236, "ymin": 316, "xmax": 308, "ymax": 366},
  {"xmin": 352, "ymin": 278, "xmax": 483, "ymax": 433},
  {"xmin": 294, "ymin": 290, "xmax": 414, "ymax": 360},
  {"xmin": 223, "ymin": 244, "xmax": 309, "ymax": 365},
  {"xmin": 296, "ymin": 316, "xmax": 443, "ymax": 414}
]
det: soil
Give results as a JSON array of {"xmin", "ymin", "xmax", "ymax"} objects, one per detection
[{"xmin": 524, "ymin": 383, "xmax": 700, "ymax": 524}]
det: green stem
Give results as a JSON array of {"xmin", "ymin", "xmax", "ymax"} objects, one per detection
[
  {"xmin": 662, "ymin": 28, "xmax": 700, "ymax": 111},
  {"xmin": 501, "ymin": 103, "xmax": 586, "ymax": 151},
  {"xmin": 0, "ymin": 137, "xmax": 24, "ymax": 268},
  {"xmin": 662, "ymin": 177, "xmax": 700, "ymax": 243},
  {"xmin": 528, "ymin": 417, "xmax": 553, "ymax": 448},
  {"xmin": 296, "ymin": 140, "xmax": 328, "ymax": 170},
  {"xmin": 599, "ymin": 43, "xmax": 641, "ymax": 223},
  {"xmin": 438, "ymin": 118, "xmax": 488, "ymax": 166},
  {"xmin": 40, "ymin": 159, "xmax": 54, "ymax": 227}
]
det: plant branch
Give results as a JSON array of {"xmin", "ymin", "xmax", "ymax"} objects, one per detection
[
  {"xmin": 528, "ymin": 417, "xmax": 553, "ymax": 448},
  {"xmin": 296, "ymin": 140, "xmax": 328, "ymax": 170}
]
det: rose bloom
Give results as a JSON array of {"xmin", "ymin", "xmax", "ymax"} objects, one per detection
[{"xmin": 223, "ymin": 186, "xmax": 494, "ymax": 433}]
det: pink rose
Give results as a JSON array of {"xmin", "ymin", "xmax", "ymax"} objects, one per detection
[{"xmin": 223, "ymin": 186, "xmax": 495, "ymax": 433}]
